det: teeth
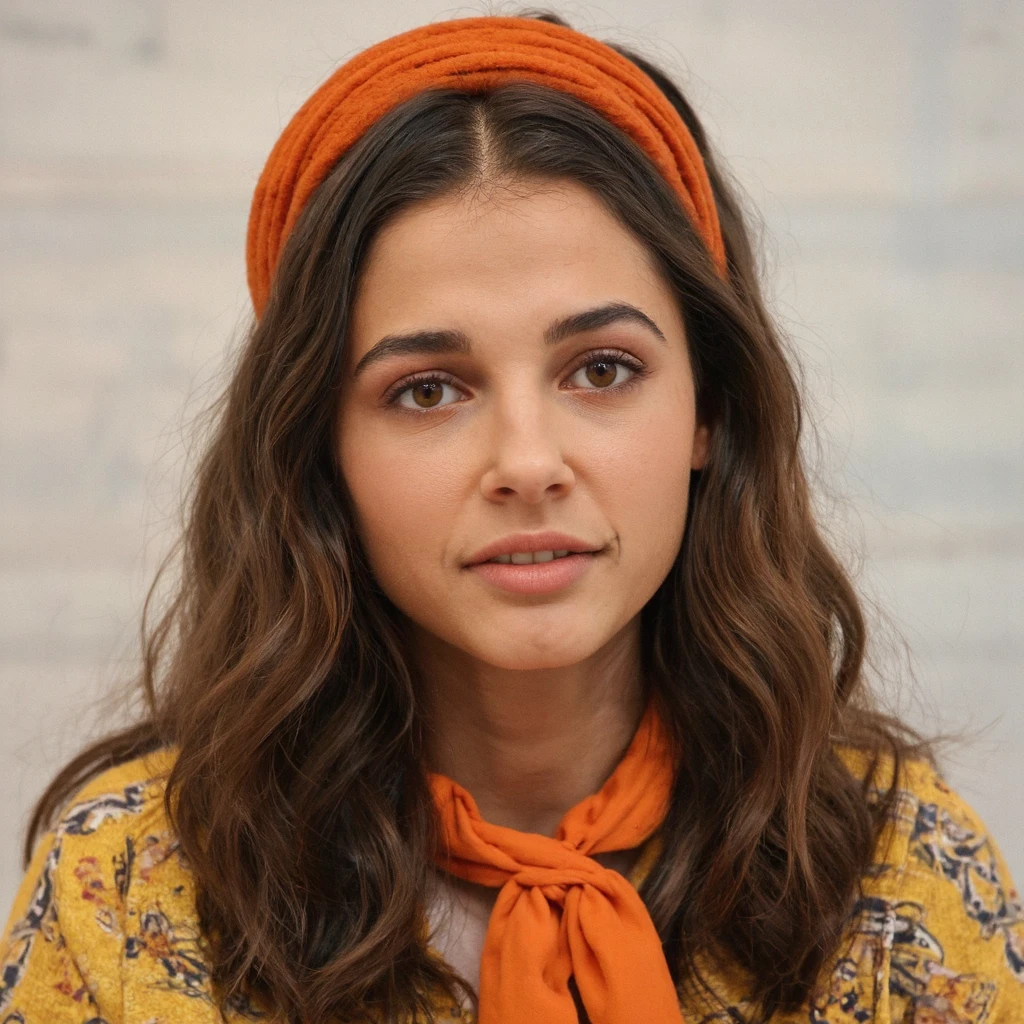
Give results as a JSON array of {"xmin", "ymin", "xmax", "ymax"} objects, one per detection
[{"xmin": 490, "ymin": 549, "xmax": 572, "ymax": 564}]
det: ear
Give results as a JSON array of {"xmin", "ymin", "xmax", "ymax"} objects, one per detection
[{"xmin": 691, "ymin": 421, "xmax": 711, "ymax": 471}]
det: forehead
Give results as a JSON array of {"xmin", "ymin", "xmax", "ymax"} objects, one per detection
[{"xmin": 347, "ymin": 179, "xmax": 676, "ymax": 353}]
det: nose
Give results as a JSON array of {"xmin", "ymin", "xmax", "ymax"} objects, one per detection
[{"xmin": 477, "ymin": 392, "xmax": 576, "ymax": 504}]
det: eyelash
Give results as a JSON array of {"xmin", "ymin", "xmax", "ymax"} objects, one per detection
[{"xmin": 381, "ymin": 349, "xmax": 650, "ymax": 414}]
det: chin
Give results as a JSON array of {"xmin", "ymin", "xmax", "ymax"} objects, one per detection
[{"xmin": 460, "ymin": 627, "xmax": 606, "ymax": 672}]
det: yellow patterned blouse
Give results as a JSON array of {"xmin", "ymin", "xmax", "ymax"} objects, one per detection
[{"xmin": 1, "ymin": 745, "xmax": 1022, "ymax": 1023}]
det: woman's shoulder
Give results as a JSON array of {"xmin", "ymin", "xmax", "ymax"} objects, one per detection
[
  {"xmin": 40, "ymin": 746, "xmax": 183, "ymax": 888},
  {"xmin": 688, "ymin": 748, "xmax": 1024, "ymax": 1023},
  {"xmin": 52, "ymin": 745, "xmax": 180, "ymax": 835},
  {"xmin": 825, "ymin": 744, "xmax": 1024, "ymax": 1023},
  {"xmin": 0, "ymin": 745, "xmax": 215, "ymax": 1023},
  {"xmin": 835, "ymin": 743, "xmax": 1019, "ymax": 885}
]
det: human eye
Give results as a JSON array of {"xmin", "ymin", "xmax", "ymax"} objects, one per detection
[
  {"xmin": 382, "ymin": 371, "xmax": 465, "ymax": 414},
  {"xmin": 381, "ymin": 349, "xmax": 649, "ymax": 417},
  {"xmin": 563, "ymin": 349, "xmax": 649, "ymax": 393}
]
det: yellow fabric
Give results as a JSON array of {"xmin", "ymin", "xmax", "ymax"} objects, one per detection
[{"xmin": 2, "ymin": 746, "xmax": 1022, "ymax": 1023}]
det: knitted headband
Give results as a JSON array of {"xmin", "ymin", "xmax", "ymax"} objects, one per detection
[{"xmin": 246, "ymin": 15, "xmax": 728, "ymax": 319}]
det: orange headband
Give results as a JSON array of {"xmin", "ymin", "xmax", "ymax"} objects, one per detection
[{"xmin": 246, "ymin": 15, "xmax": 728, "ymax": 318}]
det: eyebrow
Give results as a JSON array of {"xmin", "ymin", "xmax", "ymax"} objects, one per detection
[{"xmin": 351, "ymin": 300, "xmax": 667, "ymax": 380}]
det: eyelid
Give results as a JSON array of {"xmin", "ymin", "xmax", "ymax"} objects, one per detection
[{"xmin": 381, "ymin": 347, "xmax": 648, "ymax": 412}]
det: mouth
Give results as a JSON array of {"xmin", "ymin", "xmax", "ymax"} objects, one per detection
[
  {"xmin": 464, "ymin": 544, "xmax": 605, "ymax": 568},
  {"xmin": 476, "ymin": 549, "xmax": 582, "ymax": 566},
  {"xmin": 465, "ymin": 550, "xmax": 602, "ymax": 595},
  {"xmin": 463, "ymin": 531, "xmax": 606, "ymax": 569}
]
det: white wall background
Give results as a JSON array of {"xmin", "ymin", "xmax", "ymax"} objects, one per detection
[{"xmin": 1, "ymin": 0, "xmax": 1021, "ymax": 913}]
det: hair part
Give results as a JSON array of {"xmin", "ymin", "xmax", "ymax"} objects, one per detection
[{"xmin": 25, "ymin": 10, "xmax": 948, "ymax": 1023}]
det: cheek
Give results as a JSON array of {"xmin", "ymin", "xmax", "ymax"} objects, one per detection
[
  {"xmin": 340, "ymin": 436, "xmax": 458, "ymax": 584},
  {"xmin": 596, "ymin": 408, "xmax": 694, "ymax": 557}
]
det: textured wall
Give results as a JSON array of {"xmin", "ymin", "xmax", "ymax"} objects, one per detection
[{"xmin": 1, "ymin": 0, "xmax": 1021, "ymax": 913}]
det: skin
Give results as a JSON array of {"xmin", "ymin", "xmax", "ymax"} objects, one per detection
[{"xmin": 335, "ymin": 176, "xmax": 708, "ymax": 993}]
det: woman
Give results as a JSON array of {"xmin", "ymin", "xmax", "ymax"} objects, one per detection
[{"xmin": 1, "ymin": 10, "xmax": 1020, "ymax": 1024}]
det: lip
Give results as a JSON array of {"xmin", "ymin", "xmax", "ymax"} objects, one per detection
[
  {"xmin": 467, "ymin": 552, "xmax": 600, "ymax": 595},
  {"xmin": 464, "ymin": 530, "xmax": 603, "ymax": 567}
]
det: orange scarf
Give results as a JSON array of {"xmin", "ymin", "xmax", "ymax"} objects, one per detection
[
  {"xmin": 246, "ymin": 15, "xmax": 727, "ymax": 318},
  {"xmin": 426, "ymin": 697, "xmax": 684, "ymax": 1024}
]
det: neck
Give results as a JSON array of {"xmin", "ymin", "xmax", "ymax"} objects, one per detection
[{"xmin": 414, "ymin": 623, "xmax": 646, "ymax": 837}]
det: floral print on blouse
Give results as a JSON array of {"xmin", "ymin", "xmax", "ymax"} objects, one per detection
[{"xmin": 1, "ymin": 745, "xmax": 1022, "ymax": 1023}]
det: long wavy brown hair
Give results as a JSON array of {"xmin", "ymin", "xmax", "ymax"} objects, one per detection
[{"xmin": 24, "ymin": 9, "xmax": 950, "ymax": 1023}]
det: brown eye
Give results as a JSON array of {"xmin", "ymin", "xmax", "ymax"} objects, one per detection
[
  {"xmin": 385, "ymin": 373, "xmax": 463, "ymax": 412},
  {"xmin": 584, "ymin": 361, "xmax": 619, "ymax": 388},
  {"xmin": 567, "ymin": 353, "xmax": 643, "ymax": 391},
  {"xmin": 411, "ymin": 382, "xmax": 444, "ymax": 408},
  {"xmin": 385, "ymin": 352, "xmax": 647, "ymax": 416}
]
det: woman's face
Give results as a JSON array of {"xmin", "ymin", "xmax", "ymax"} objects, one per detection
[{"xmin": 336, "ymin": 178, "xmax": 708, "ymax": 671}]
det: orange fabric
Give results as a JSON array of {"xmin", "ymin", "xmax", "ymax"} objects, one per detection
[
  {"xmin": 246, "ymin": 15, "xmax": 727, "ymax": 318},
  {"xmin": 426, "ymin": 696, "xmax": 684, "ymax": 1024}
]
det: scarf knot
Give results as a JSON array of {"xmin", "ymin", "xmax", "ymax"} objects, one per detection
[{"xmin": 427, "ymin": 698, "xmax": 687, "ymax": 1024}]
